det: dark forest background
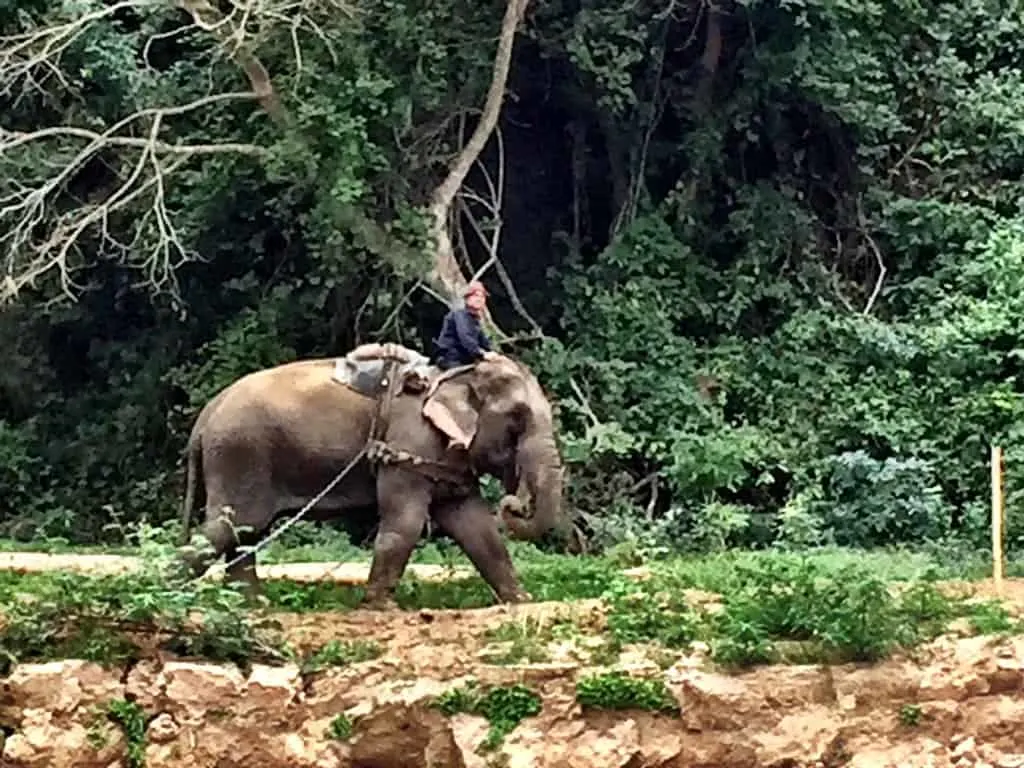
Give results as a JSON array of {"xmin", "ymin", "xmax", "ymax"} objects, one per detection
[{"xmin": 2, "ymin": 0, "xmax": 1023, "ymax": 557}]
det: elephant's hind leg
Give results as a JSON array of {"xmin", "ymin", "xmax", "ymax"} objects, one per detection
[
  {"xmin": 432, "ymin": 495, "xmax": 530, "ymax": 604},
  {"xmin": 195, "ymin": 471, "xmax": 277, "ymax": 601}
]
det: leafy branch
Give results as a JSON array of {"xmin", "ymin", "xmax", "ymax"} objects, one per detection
[{"xmin": 0, "ymin": 0, "xmax": 356, "ymax": 306}]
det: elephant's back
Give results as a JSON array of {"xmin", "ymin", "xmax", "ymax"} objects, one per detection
[{"xmin": 199, "ymin": 357, "xmax": 375, "ymax": 450}]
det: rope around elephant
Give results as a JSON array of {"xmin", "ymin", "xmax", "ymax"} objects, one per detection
[
  {"xmin": 200, "ymin": 444, "xmax": 370, "ymax": 580},
  {"xmin": 192, "ymin": 355, "xmax": 470, "ymax": 580}
]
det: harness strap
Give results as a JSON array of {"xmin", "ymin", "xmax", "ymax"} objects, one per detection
[
  {"xmin": 366, "ymin": 440, "xmax": 474, "ymax": 490},
  {"xmin": 363, "ymin": 358, "xmax": 475, "ymax": 491}
]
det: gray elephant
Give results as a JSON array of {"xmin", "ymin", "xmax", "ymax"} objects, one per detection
[{"xmin": 177, "ymin": 343, "xmax": 566, "ymax": 607}]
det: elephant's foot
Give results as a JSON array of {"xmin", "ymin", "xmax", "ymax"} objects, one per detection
[
  {"xmin": 361, "ymin": 590, "xmax": 400, "ymax": 612},
  {"xmin": 174, "ymin": 545, "xmax": 205, "ymax": 580},
  {"xmin": 224, "ymin": 555, "xmax": 265, "ymax": 605},
  {"xmin": 498, "ymin": 587, "xmax": 532, "ymax": 604},
  {"xmin": 225, "ymin": 577, "xmax": 265, "ymax": 606}
]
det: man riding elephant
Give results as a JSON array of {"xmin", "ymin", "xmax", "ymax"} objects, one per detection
[
  {"xmin": 425, "ymin": 280, "xmax": 501, "ymax": 452},
  {"xmin": 178, "ymin": 315, "xmax": 566, "ymax": 607}
]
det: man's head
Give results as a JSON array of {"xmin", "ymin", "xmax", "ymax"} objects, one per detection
[{"xmin": 464, "ymin": 280, "xmax": 487, "ymax": 315}]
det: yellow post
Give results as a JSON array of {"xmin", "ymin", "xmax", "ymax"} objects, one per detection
[{"xmin": 992, "ymin": 445, "xmax": 1004, "ymax": 596}]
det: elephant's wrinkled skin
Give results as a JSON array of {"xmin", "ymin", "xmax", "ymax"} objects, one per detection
[{"xmin": 177, "ymin": 354, "xmax": 566, "ymax": 606}]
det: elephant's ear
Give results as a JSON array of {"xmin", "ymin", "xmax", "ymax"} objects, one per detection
[{"xmin": 425, "ymin": 379, "xmax": 481, "ymax": 443}]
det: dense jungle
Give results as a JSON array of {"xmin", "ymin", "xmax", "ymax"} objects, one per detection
[
  {"xmin": 2, "ymin": 0, "xmax": 1024, "ymax": 561},
  {"xmin": 8, "ymin": 4, "xmax": 1024, "ymax": 765}
]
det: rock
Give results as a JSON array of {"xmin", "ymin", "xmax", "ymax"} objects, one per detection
[
  {"xmin": 567, "ymin": 718, "xmax": 642, "ymax": 767},
  {"xmin": 304, "ymin": 665, "xmax": 383, "ymax": 718},
  {"xmin": 6, "ymin": 622, "xmax": 1024, "ymax": 768},
  {"xmin": 833, "ymin": 661, "xmax": 922, "ymax": 711},
  {"xmin": 162, "ymin": 661, "xmax": 246, "ymax": 723},
  {"xmin": 666, "ymin": 668, "xmax": 764, "ymax": 731},
  {"xmin": 2, "ymin": 708, "xmax": 125, "ymax": 768},
  {"xmin": 477, "ymin": 662, "xmax": 579, "ymax": 686},
  {"xmin": 348, "ymin": 678, "xmax": 464, "ymax": 768},
  {"xmin": 124, "ymin": 660, "xmax": 163, "ymax": 711},
  {"xmin": 953, "ymin": 736, "xmax": 978, "ymax": 761},
  {"xmin": 752, "ymin": 705, "xmax": 842, "ymax": 765},
  {"xmin": 242, "ymin": 664, "xmax": 301, "ymax": 715},
  {"xmin": 847, "ymin": 736, "xmax": 952, "ymax": 768},
  {"xmin": 449, "ymin": 713, "xmax": 490, "ymax": 768},
  {"xmin": 147, "ymin": 713, "xmax": 179, "ymax": 744},
  {"xmin": 1, "ymin": 661, "xmax": 123, "ymax": 725},
  {"xmin": 959, "ymin": 695, "xmax": 1024, "ymax": 743}
]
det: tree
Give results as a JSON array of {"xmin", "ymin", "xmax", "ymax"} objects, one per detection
[{"xmin": 0, "ymin": 0, "xmax": 530, "ymax": 312}]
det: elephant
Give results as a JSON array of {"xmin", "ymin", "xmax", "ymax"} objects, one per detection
[{"xmin": 176, "ymin": 344, "xmax": 567, "ymax": 607}]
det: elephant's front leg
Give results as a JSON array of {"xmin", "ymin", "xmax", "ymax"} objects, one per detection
[
  {"xmin": 432, "ymin": 494, "xmax": 531, "ymax": 604},
  {"xmin": 363, "ymin": 474, "xmax": 430, "ymax": 609}
]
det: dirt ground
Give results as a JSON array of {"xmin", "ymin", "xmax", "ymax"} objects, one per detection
[{"xmin": 0, "ymin": 551, "xmax": 477, "ymax": 583}]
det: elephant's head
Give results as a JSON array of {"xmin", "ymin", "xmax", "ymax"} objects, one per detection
[{"xmin": 427, "ymin": 356, "xmax": 566, "ymax": 541}]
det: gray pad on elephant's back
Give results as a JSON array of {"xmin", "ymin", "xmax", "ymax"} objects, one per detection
[{"xmin": 332, "ymin": 355, "xmax": 436, "ymax": 399}]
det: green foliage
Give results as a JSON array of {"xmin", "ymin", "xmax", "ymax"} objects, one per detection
[
  {"xmin": 706, "ymin": 560, "xmax": 952, "ymax": 666},
  {"xmin": 433, "ymin": 680, "xmax": 542, "ymax": 752},
  {"xmin": 106, "ymin": 699, "xmax": 147, "ymax": 768},
  {"xmin": 574, "ymin": 672, "xmax": 679, "ymax": 714},
  {"xmin": 0, "ymin": 529, "xmax": 284, "ymax": 671},
  {"xmin": 328, "ymin": 714, "xmax": 354, "ymax": 741},
  {"xmin": 603, "ymin": 579, "xmax": 701, "ymax": 649},
  {"xmin": 300, "ymin": 639, "xmax": 383, "ymax": 673},
  {"xmin": 0, "ymin": 538, "xmax": 1013, "ymax": 689},
  {"xmin": 596, "ymin": 555, "xmax": 979, "ymax": 668},
  {"xmin": 481, "ymin": 618, "xmax": 551, "ymax": 665},
  {"xmin": 898, "ymin": 703, "xmax": 922, "ymax": 728},
  {"xmin": 966, "ymin": 600, "xmax": 1021, "ymax": 636}
]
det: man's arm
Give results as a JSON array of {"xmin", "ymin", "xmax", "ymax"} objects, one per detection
[
  {"xmin": 452, "ymin": 309, "xmax": 487, "ymax": 359},
  {"xmin": 477, "ymin": 323, "xmax": 493, "ymax": 352}
]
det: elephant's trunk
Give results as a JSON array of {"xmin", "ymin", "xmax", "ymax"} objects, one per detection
[{"xmin": 500, "ymin": 430, "xmax": 565, "ymax": 541}]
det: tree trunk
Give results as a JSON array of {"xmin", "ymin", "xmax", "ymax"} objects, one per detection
[
  {"xmin": 182, "ymin": 0, "xmax": 531, "ymax": 314},
  {"xmin": 426, "ymin": 0, "xmax": 530, "ymax": 307}
]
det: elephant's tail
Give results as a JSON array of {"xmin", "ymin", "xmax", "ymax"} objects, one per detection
[{"xmin": 179, "ymin": 433, "xmax": 203, "ymax": 546}]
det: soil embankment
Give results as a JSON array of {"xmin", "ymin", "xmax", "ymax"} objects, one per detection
[{"xmin": 2, "ymin": 557, "xmax": 1024, "ymax": 767}]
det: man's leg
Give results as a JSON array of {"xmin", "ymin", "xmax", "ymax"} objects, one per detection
[{"xmin": 422, "ymin": 398, "xmax": 473, "ymax": 450}]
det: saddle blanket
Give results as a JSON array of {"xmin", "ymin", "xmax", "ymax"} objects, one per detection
[{"xmin": 331, "ymin": 343, "xmax": 435, "ymax": 398}]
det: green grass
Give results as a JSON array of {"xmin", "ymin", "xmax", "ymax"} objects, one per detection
[
  {"xmin": 575, "ymin": 672, "xmax": 679, "ymax": 714},
  {"xmin": 1, "ymin": 525, "xmax": 1022, "ymax": 672},
  {"xmin": 433, "ymin": 680, "xmax": 542, "ymax": 751}
]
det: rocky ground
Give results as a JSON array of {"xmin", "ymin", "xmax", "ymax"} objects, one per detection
[{"xmin": 2, "ymin": 557, "xmax": 1024, "ymax": 767}]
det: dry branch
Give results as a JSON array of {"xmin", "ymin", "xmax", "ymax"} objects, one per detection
[
  {"xmin": 0, "ymin": 90, "xmax": 268, "ymax": 304},
  {"xmin": 426, "ymin": 0, "xmax": 530, "ymax": 305},
  {"xmin": 175, "ymin": 0, "xmax": 286, "ymax": 125},
  {"xmin": 454, "ymin": 126, "xmax": 543, "ymax": 338},
  {"xmin": 858, "ymin": 203, "xmax": 886, "ymax": 315},
  {"xmin": 0, "ymin": 0, "xmax": 349, "ymax": 305},
  {"xmin": 0, "ymin": 0, "xmax": 144, "ymax": 99}
]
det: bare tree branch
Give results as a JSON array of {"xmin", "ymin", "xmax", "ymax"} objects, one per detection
[
  {"xmin": 0, "ymin": 125, "xmax": 268, "ymax": 156},
  {"xmin": 0, "ymin": 0, "xmax": 344, "ymax": 305},
  {"xmin": 425, "ymin": 0, "xmax": 530, "ymax": 309},
  {"xmin": 0, "ymin": 92, "xmax": 267, "ymax": 304},
  {"xmin": 858, "ymin": 202, "xmax": 886, "ymax": 316},
  {"xmin": 454, "ymin": 126, "xmax": 543, "ymax": 338},
  {"xmin": 0, "ymin": 0, "xmax": 144, "ymax": 100}
]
